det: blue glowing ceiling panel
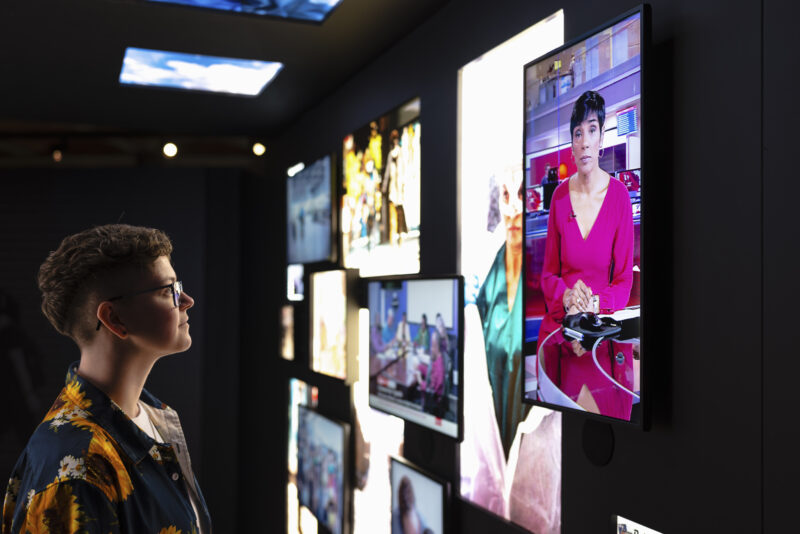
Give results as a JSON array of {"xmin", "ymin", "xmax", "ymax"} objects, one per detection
[
  {"xmin": 148, "ymin": 0, "xmax": 342, "ymax": 23},
  {"xmin": 119, "ymin": 47, "xmax": 283, "ymax": 96}
]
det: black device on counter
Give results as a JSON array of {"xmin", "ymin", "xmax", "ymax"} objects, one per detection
[{"xmin": 562, "ymin": 313, "xmax": 623, "ymax": 350}]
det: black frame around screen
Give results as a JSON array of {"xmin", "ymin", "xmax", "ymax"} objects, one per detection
[
  {"xmin": 521, "ymin": 4, "xmax": 651, "ymax": 428},
  {"xmin": 363, "ymin": 274, "xmax": 465, "ymax": 441},
  {"xmin": 296, "ymin": 404, "xmax": 351, "ymax": 534},
  {"xmin": 389, "ymin": 455, "xmax": 451, "ymax": 534}
]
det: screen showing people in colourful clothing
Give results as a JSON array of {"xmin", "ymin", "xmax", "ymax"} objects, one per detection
[
  {"xmin": 368, "ymin": 277, "xmax": 462, "ymax": 438},
  {"xmin": 523, "ymin": 11, "xmax": 643, "ymax": 423},
  {"xmin": 390, "ymin": 457, "xmax": 446, "ymax": 534},
  {"xmin": 296, "ymin": 405, "xmax": 348, "ymax": 534},
  {"xmin": 287, "ymin": 154, "xmax": 333, "ymax": 265},
  {"xmin": 342, "ymin": 98, "xmax": 421, "ymax": 276}
]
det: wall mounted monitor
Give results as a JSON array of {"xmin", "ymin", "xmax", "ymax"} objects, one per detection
[
  {"xmin": 310, "ymin": 269, "xmax": 359, "ymax": 383},
  {"xmin": 522, "ymin": 5, "xmax": 649, "ymax": 426},
  {"xmin": 281, "ymin": 305, "xmax": 295, "ymax": 361},
  {"xmin": 146, "ymin": 0, "xmax": 342, "ymax": 23},
  {"xmin": 287, "ymin": 154, "xmax": 337, "ymax": 265},
  {"xmin": 390, "ymin": 456, "xmax": 450, "ymax": 534},
  {"xmin": 287, "ymin": 264, "xmax": 305, "ymax": 301},
  {"xmin": 342, "ymin": 97, "xmax": 421, "ymax": 277},
  {"xmin": 367, "ymin": 275, "xmax": 464, "ymax": 440},
  {"xmin": 296, "ymin": 405, "xmax": 350, "ymax": 534}
]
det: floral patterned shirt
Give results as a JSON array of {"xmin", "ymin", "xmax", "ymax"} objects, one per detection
[{"xmin": 2, "ymin": 363, "xmax": 211, "ymax": 534}]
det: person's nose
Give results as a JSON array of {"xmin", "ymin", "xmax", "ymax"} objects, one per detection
[{"xmin": 179, "ymin": 291, "xmax": 195, "ymax": 310}]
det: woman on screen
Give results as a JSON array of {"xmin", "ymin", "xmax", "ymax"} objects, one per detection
[
  {"xmin": 537, "ymin": 90, "xmax": 634, "ymax": 419},
  {"xmin": 392, "ymin": 476, "xmax": 429, "ymax": 534}
]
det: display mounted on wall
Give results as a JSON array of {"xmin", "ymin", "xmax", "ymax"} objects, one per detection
[
  {"xmin": 390, "ymin": 455, "xmax": 450, "ymax": 534},
  {"xmin": 296, "ymin": 405, "xmax": 350, "ymax": 534},
  {"xmin": 287, "ymin": 264, "xmax": 305, "ymax": 301},
  {"xmin": 366, "ymin": 275, "xmax": 463, "ymax": 440},
  {"xmin": 522, "ymin": 5, "xmax": 649, "ymax": 426},
  {"xmin": 342, "ymin": 97, "xmax": 421, "ymax": 277},
  {"xmin": 310, "ymin": 269, "xmax": 359, "ymax": 383},
  {"xmin": 287, "ymin": 153, "xmax": 338, "ymax": 266},
  {"xmin": 281, "ymin": 304, "xmax": 295, "ymax": 361}
]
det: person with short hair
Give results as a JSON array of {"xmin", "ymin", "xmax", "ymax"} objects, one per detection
[{"xmin": 1, "ymin": 224, "xmax": 211, "ymax": 534}]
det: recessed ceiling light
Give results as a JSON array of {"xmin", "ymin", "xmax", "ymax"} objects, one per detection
[
  {"xmin": 252, "ymin": 142, "xmax": 266, "ymax": 156},
  {"xmin": 163, "ymin": 142, "xmax": 178, "ymax": 158},
  {"xmin": 147, "ymin": 0, "xmax": 343, "ymax": 23},
  {"xmin": 120, "ymin": 47, "xmax": 283, "ymax": 97}
]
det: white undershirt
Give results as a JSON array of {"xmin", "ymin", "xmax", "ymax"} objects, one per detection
[{"xmin": 132, "ymin": 402, "xmax": 203, "ymax": 533}]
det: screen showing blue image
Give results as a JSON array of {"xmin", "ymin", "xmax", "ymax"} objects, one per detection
[
  {"xmin": 147, "ymin": 0, "xmax": 342, "ymax": 23},
  {"xmin": 390, "ymin": 457, "xmax": 446, "ymax": 534},
  {"xmin": 367, "ymin": 276, "xmax": 462, "ymax": 439},
  {"xmin": 119, "ymin": 47, "xmax": 283, "ymax": 96},
  {"xmin": 296, "ymin": 405, "xmax": 349, "ymax": 534},
  {"xmin": 287, "ymin": 155, "xmax": 333, "ymax": 264}
]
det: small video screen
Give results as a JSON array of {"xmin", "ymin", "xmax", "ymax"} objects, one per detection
[
  {"xmin": 296, "ymin": 405, "xmax": 349, "ymax": 534},
  {"xmin": 367, "ymin": 276, "xmax": 462, "ymax": 439},
  {"xmin": 287, "ymin": 154, "xmax": 334, "ymax": 265},
  {"xmin": 390, "ymin": 456, "xmax": 446, "ymax": 534},
  {"xmin": 311, "ymin": 270, "xmax": 348, "ymax": 380},
  {"xmin": 342, "ymin": 98, "xmax": 421, "ymax": 276}
]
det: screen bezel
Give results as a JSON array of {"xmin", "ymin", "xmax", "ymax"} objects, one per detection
[
  {"xmin": 363, "ymin": 273, "xmax": 465, "ymax": 441},
  {"xmin": 296, "ymin": 404, "xmax": 351, "ymax": 534},
  {"xmin": 389, "ymin": 455, "xmax": 451, "ymax": 534},
  {"xmin": 521, "ymin": 4, "xmax": 650, "ymax": 428},
  {"xmin": 286, "ymin": 152, "xmax": 339, "ymax": 267}
]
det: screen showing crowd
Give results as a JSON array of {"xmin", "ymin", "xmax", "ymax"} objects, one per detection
[
  {"xmin": 296, "ymin": 405, "xmax": 348, "ymax": 534},
  {"xmin": 368, "ymin": 277, "xmax": 461, "ymax": 438},
  {"xmin": 342, "ymin": 98, "xmax": 421, "ymax": 276},
  {"xmin": 523, "ymin": 11, "xmax": 643, "ymax": 423}
]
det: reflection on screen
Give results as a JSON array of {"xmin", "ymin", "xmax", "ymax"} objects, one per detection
[
  {"xmin": 119, "ymin": 47, "xmax": 283, "ymax": 96},
  {"xmin": 523, "ymin": 11, "xmax": 643, "ymax": 423},
  {"xmin": 368, "ymin": 278, "xmax": 460, "ymax": 438},
  {"xmin": 148, "ymin": 0, "xmax": 342, "ymax": 22},
  {"xmin": 287, "ymin": 155, "xmax": 332, "ymax": 264}
]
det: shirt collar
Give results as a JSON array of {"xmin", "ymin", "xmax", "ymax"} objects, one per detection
[{"xmin": 64, "ymin": 362, "xmax": 168, "ymax": 464}]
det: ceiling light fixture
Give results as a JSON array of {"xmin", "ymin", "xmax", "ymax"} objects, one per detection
[
  {"xmin": 252, "ymin": 142, "xmax": 266, "ymax": 157},
  {"xmin": 163, "ymin": 142, "xmax": 178, "ymax": 158}
]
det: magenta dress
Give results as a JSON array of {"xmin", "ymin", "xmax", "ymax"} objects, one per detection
[{"xmin": 537, "ymin": 176, "xmax": 635, "ymax": 419}]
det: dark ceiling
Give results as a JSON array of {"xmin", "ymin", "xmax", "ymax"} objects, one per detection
[{"xmin": 0, "ymin": 0, "xmax": 448, "ymax": 163}]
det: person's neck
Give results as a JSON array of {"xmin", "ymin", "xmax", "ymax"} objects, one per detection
[
  {"xmin": 77, "ymin": 342, "xmax": 158, "ymax": 418},
  {"xmin": 505, "ymin": 240, "xmax": 522, "ymax": 284},
  {"xmin": 572, "ymin": 167, "xmax": 607, "ymax": 194}
]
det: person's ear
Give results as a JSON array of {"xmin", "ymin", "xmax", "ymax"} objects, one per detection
[{"xmin": 96, "ymin": 301, "xmax": 128, "ymax": 339}]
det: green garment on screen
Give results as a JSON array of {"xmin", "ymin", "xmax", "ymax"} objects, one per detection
[{"xmin": 476, "ymin": 243, "xmax": 530, "ymax": 458}]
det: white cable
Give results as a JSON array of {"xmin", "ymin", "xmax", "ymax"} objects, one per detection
[{"xmin": 591, "ymin": 336, "xmax": 640, "ymax": 400}]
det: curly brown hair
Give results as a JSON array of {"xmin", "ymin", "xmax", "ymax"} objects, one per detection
[{"xmin": 37, "ymin": 224, "xmax": 173, "ymax": 343}]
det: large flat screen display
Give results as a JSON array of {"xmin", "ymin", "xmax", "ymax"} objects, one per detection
[
  {"xmin": 287, "ymin": 154, "xmax": 335, "ymax": 265},
  {"xmin": 523, "ymin": 7, "xmax": 647, "ymax": 424},
  {"xmin": 342, "ymin": 98, "xmax": 421, "ymax": 277},
  {"xmin": 390, "ymin": 456, "xmax": 448, "ymax": 534},
  {"xmin": 296, "ymin": 405, "xmax": 349, "ymax": 534},
  {"xmin": 367, "ymin": 276, "xmax": 463, "ymax": 439}
]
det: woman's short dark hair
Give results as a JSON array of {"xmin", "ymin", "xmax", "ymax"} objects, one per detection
[
  {"xmin": 570, "ymin": 90, "xmax": 606, "ymax": 138},
  {"xmin": 38, "ymin": 224, "xmax": 173, "ymax": 343},
  {"xmin": 398, "ymin": 475, "xmax": 415, "ymax": 515}
]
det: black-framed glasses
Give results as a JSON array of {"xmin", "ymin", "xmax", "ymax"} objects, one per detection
[{"xmin": 96, "ymin": 281, "xmax": 183, "ymax": 331}]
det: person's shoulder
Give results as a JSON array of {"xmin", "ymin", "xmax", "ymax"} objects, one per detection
[{"xmin": 607, "ymin": 174, "xmax": 630, "ymax": 199}]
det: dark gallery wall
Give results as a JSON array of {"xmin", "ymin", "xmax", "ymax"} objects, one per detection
[
  {"xmin": 0, "ymin": 167, "xmax": 242, "ymax": 531},
  {"xmin": 239, "ymin": 0, "xmax": 798, "ymax": 532}
]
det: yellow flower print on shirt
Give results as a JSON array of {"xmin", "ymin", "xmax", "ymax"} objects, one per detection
[
  {"xmin": 84, "ymin": 433, "xmax": 134, "ymax": 503},
  {"xmin": 158, "ymin": 526, "xmax": 183, "ymax": 534},
  {"xmin": 22, "ymin": 483, "xmax": 85, "ymax": 534}
]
